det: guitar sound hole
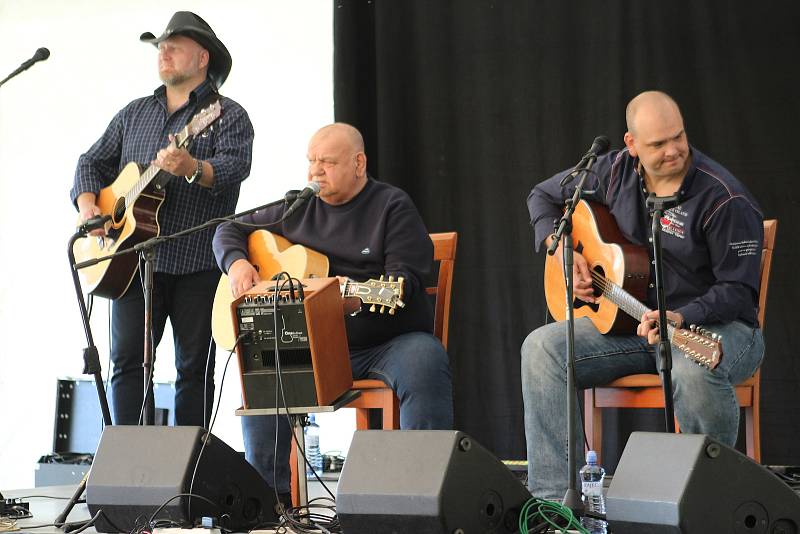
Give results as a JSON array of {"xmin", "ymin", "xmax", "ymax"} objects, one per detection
[
  {"xmin": 591, "ymin": 266, "xmax": 606, "ymax": 298},
  {"xmin": 112, "ymin": 198, "xmax": 126, "ymax": 223},
  {"xmin": 573, "ymin": 265, "xmax": 604, "ymax": 312}
]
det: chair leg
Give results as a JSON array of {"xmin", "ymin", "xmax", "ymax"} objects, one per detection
[
  {"xmin": 584, "ymin": 389, "xmax": 596, "ymax": 453},
  {"xmin": 584, "ymin": 389, "xmax": 604, "ymax": 465},
  {"xmin": 745, "ymin": 404, "xmax": 761, "ymax": 463},
  {"xmin": 355, "ymin": 407, "xmax": 370, "ymax": 430},
  {"xmin": 383, "ymin": 394, "xmax": 400, "ymax": 429},
  {"xmin": 290, "ymin": 439, "xmax": 299, "ymax": 507}
]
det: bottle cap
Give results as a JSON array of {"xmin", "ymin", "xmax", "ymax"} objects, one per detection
[{"xmin": 586, "ymin": 450, "xmax": 597, "ymax": 464}]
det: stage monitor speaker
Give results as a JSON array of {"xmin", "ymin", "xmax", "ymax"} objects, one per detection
[
  {"xmin": 337, "ymin": 430, "xmax": 531, "ymax": 534},
  {"xmin": 607, "ymin": 432, "xmax": 800, "ymax": 533},
  {"xmin": 86, "ymin": 426, "xmax": 277, "ymax": 533}
]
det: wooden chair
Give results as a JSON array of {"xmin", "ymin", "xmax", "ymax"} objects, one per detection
[
  {"xmin": 584, "ymin": 220, "xmax": 777, "ymax": 465},
  {"xmin": 289, "ymin": 231, "xmax": 458, "ymax": 504}
]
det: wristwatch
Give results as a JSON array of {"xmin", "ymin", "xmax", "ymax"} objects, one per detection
[{"xmin": 185, "ymin": 158, "xmax": 203, "ymax": 184}]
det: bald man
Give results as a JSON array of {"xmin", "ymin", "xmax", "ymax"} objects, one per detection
[
  {"xmin": 212, "ymin": 123, "xmax": 453, "ymax": 503},
  {"xmin": 522, "ymin": 91, "xmax": 764, "ymax": 499}
]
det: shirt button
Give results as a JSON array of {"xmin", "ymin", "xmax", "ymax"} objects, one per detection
[
  {"xmin": 651, "ymin": 260, "xmax": 656, "ymax": 265},
  {"xmin": 649, "ymin": 283, "xmax": 654, "ymax": 288}
]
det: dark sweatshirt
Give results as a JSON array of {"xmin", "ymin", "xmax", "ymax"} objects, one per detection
[{"xmin": 212, "ymin": 178, "xmax": 434, "ymax": 349}]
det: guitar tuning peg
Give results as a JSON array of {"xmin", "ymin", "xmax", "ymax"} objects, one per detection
[
  {"xmin": 717, "ymin": 335, "xmax": 722, "ymax": 344},
  {"xmin": 389, "ymin": 308, "xmax": 396, "ymax": 315},
  {"xmin": 388, "ymin": 275, "xmax": 394, "ymax": 282},
  {"xmin": 690, "ymin": 324, "xmax": 697, "ymax": 331},
  {"xmin": 379, "ymin": 274, "xmax": 385, "ymax": 281},
  {"xmin": 379, "ymin": 305, "xmax": 385, "ymax": 314},
  {"xmin": 370, "ymin": 304, "xmax": 376, "ymax": 313}
]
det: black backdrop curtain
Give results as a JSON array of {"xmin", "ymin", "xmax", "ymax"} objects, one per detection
[{"xmin": 332, "ymin": 0, "xmax": 800, "ymax": 471}]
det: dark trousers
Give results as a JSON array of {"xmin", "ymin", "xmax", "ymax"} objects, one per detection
[{"xmin": 110, "ymin": 269, "xmax": 220, "ymax": 426}]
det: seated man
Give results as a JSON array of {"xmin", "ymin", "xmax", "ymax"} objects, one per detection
[
  {"xmin": 212, "ymin": 122, "xmax": 453, "ymax": 501},
  {"xmin": 521, "ymin": 91, "xmax": 764, "ymax": 499}
]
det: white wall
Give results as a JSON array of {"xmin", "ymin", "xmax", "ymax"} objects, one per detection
[{"xmin": 0, "ymin": 0, "xmax": 354, "ymax": 489}]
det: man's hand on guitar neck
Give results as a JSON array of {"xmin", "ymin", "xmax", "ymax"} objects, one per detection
[
  {"xmin": 638, "ymin": 310, "xmax": 684, "ymax": 345},
  {"xmin": 228, "ymin": 259, "xmax": 261, "ymax": 298},
  {"xmin": 546, "ymin": 235, "xmax": 597, "ymax": 303}
]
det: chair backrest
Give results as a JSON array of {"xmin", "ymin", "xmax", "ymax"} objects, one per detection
[
  {"xmin": 758, "ymin": 220, "xmax": 777, "ymax": 331},
  {"xmin": 427, "ymin": 232, "xmax": 458, "ymax": 349}
]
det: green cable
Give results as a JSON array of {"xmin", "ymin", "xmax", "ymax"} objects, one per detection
[{"xmin": 518, "ymin": 497, "xmax": 590, "ymax": 534}]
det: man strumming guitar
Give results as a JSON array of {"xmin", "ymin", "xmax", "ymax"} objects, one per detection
[
  {"xmin": 70, "ymin": 12, "xmax": 254, "ymax": 428},
  {"xmin": 521, "ymin": 91, "xmax": 764, "ymax": 500}
]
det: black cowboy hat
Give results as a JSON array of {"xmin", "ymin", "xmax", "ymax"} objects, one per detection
[{"xmin": 140, "ymin": 11, "xmax": 232, "ymax": 88}]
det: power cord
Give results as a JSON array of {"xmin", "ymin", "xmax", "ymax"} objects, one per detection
[
  {"xmin": 268, "ymin": 276, "xmax": 342, "ymax": 533},
  {"xmin": 518, "ymin": 497, "xmax": 589, "ymax": 534}
]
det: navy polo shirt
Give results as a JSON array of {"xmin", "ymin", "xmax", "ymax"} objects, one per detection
[{"xmin": 527, "ymin": 146, "xmax": 763, "ymax": 327}]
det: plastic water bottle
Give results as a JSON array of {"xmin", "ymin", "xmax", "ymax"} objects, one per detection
[
  {"xmin": 580, "ymin": 450, "xmax": 607, "ymax": 534},
  {"xmin": 304, "ymin": 414, "xmax": 323, "ymax": 480}
]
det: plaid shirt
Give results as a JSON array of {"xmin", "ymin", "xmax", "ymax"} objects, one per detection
[{"xmin": 71, "ymin": 79, "xmax": 254, "ymax": 274}]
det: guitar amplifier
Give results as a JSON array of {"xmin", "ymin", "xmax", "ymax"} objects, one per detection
[{"xmin": 233, "ymin": 277, "xmax": 352, "ymax": 409}]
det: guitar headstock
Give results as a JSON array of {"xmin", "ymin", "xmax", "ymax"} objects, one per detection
[
  {"xmin": 672, "ymin": 325, "xmax": 723, "ymax": 369},
  {"xmin": 346, "ymin": 275, "xmax": 405, "ymax": 315},
  {"xmin": 175, "ymin": 101, "xmax": 223, "ymax": 148},
  {"xmin": 188, "ymin": 100, "xmax": 222, "ymax": 136}
]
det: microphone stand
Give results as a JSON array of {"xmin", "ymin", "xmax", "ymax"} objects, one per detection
[
  {"xmin": 0, "ymin": 53, "xmax": 46, "ymax": 88},
  {"xmin": 646, "ymin": 193, "xmax": 679, "ymax": 433},
  {"xmin": 546, "ymin": 160, "xmax": 598, "ymax": 515},
  {"xmin": 56, "ymin": 221, "xmax": 115, "ymax": 530},
  {"xmin": 73, "ymin": 196, "xmax": 292, "ymax": 424}
]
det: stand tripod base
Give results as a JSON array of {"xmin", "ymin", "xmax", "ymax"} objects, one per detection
[{"xmin": 562, "ymin": 487, "xmax": 585, "ymax": 515}]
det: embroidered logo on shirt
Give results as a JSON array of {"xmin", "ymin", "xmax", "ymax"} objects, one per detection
[
  {"xmin": 660, "ymin": 207, "xmax": 686, "ymax": 239},
  {"xmin": 730, "ymin": 240, "xmax": 759, "ymax": 257},
  {"xmin": 361, "ymin": 248, "xmax": 370, "ymax": 255}
]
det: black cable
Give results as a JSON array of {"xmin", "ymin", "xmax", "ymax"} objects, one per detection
[
  {"xmin": 188, "ymin": 335, "xmax": 243, "ymax": 521},
  {"xmin": 270, "ymin": 279, "xmax": 342, "ymax": 534},
  {"xmin": 14, "ymin": 495, "xmax": 70, "ymax": 500},
  {"xmin": 135, "ymin": 266, "xmax": 157, "ymax": 426},
  {"xmin": 146, "ymin": 492, "xmax": 219, "ymax": 526},
  {"xmin": 203, "ymin": 333, "xmax": 215, "ymax": 429}
]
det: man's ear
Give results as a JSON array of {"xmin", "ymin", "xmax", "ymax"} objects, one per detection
[
  {"xmin": 355, "ymin": 152, "xmax": 367, "ymax": 177},
  {"xmin": 623, "ymin": 131, "xmax": 637, "ymax": 157},
  {"xmin": 199, "ymin": 48, "xmax": 210, "ymax": 70}
]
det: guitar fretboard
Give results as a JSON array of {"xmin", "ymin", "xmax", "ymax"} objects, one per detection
[
  {"xmin": 598, "ymin": 274, "xmax": 677, "ymax": 341},
  {"xmin": 123, "ymin": 128, "xmax": 189, "ymax": 208}
]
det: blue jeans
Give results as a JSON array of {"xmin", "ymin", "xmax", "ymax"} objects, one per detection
[
  {"xmin": 110, "ymin": 269, "xmax": 219, "ymax": 426},
  {"xmin": 241, "ymin": 331, "xmax": 453, "ymax": 492},
  {"xmin": 520, "ymin": 317, "xmax": 764, "ymax": 499}
]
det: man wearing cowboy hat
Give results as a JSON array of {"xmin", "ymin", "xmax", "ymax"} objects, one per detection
[{"xmin": 70, "ymin": 12, "xmax": 254, "ymax": 430}]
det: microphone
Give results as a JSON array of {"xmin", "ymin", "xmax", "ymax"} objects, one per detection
[
  {"xmin": 281, "ymin": 182, "xmax": 321, "ymax": 220},
  {"xmin": 78, "ymin": 214, "xmax": 112, "ymax": 235},
  {"xmin": 560, "ymin": 135, "xmax": 610, "ymax": 186},
  {"xmin": 0, "ymin": 48, "xmax": 51, "ymax": 88}
]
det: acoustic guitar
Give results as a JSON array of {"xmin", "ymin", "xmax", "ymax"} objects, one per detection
[
  {"xmin": 211, "ymin": 230, "xmax": 405, "ymax": 350},
  {"xmin": 73, "ymin": 101, "xmax": 222, "ymax": 299},
  {"xmin": 544, "ymin": 199, "xmax": 723, "ymax": 369}
]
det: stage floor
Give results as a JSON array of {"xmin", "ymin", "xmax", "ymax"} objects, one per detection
[{"xmin": 3, "ymin": 481, "xmax": 338, "ymax": 534}]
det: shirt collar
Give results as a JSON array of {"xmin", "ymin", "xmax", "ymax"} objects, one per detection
[
  {"xmin": 152, "ymin": 78, "xmax": 216, "ymax": 113},
  {"xmin": 634, "ymin": 145, "xmax": 698, "ymax": 201}
]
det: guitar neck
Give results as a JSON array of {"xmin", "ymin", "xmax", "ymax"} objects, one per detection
[
  {"xmin": 600, "ymin": 277, "xmax": 677, "ymax": 341},
  {"xmin": 124, "ymin": 128, "xmax": 191, "ymax": 206}
]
